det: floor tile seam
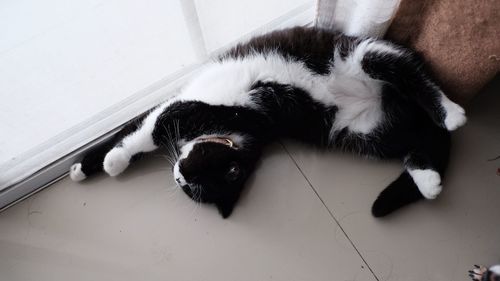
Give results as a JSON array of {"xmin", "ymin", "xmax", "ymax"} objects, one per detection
[{"xmin": 279, "ymin": 141, "xmax": 380, "ymax": 281}]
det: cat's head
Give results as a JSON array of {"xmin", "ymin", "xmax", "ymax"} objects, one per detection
[{"xmin": 173, "ymin": 135, "xmax": 258, "ymax": 218}]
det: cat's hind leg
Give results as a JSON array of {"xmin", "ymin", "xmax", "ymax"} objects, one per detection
[
  {"xmin": 372, "ymin": 126, "xmax": 450, "ymax": 217},
  {"xmin": 358, "ymin": 40, "xmax": 466, "ymax": 131}
]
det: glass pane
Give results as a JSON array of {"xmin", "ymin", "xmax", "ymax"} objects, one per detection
[
  {"xmin": 0, "ymin": 0, "xmax": 314, "ymax": 192},
  {"xmin": 195, "ymin": 0, "xmax": 313, "ymax": 52},
  {"xmin": 0, "ymin": 0, "xmax": 198, "ymax": 189}
]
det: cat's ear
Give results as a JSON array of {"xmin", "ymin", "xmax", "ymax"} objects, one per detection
[{"xmin": 215, "ymin": 197, "xmax": 238, "ymax": 218}]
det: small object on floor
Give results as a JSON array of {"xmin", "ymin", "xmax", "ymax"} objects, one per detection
[{"xmin": 469, "ymin": 264, "xmax": 500, "ymax": 281}]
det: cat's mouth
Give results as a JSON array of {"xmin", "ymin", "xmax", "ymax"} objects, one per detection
[
  {"xmin": 180, "ymin": 184, "xmax": 189, "ymax": 191},
  {"xmin": 180, "ymin": 184, "xmax": 193, "ymax": 195},
  {"xmin": 180, "ymin": 184, "xmax": 199, "ymax": 198},
  {"xmin": 180, "ymin": 184, "xmax": 208, "ymax": 203}
]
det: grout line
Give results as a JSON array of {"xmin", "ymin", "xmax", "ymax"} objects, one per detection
[{"xmin": 279, "ymin": 141, "xmax": 381, "ymax": 281}]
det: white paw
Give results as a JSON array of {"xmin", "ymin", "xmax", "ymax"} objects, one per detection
[
  {"xmin": 103, "ymin": 147, "xmax": 130, "ymax": 177},
  {"xmin": 69, "ymin": 163, "xmax": 86, "ymax": 181},
  {"xmin": 408, "ymin": 169, "xmax": 442, "ymax": 199},
  {"xmin": 441, "ymin": 94, "xmax": 467, "ymax": 131}
]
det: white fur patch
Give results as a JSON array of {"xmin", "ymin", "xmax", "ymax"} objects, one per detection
[
  {"xmin": 178, "ymin": 139, "xmax": 196, "ymax": 160},
  {"xmin": 329, "ymin": 40, "xmax": 390, "ymax": 134},
  {"xmin": 173, "ymin": 162, "xmax": 187, "ymax": 187},
  {"xmin": 120, "ymin": 103, "xmax": 168, "ymax": 153},
  {"xmin": 69, "ymin": 163, "xmax": 86, "ymax": 181},
  {"xmin": 440, "ymin": 93, "xmax": 467, "ymax": 131},
  {"xmin": 490, "ymin": 265, "xmax": 500, "ymax": 275},
  {"xmin": 408, "ymin": 168, "xmax": 442, "ymax": 199},
  {"xmin": 329, "ymin": 75, "xmax": 383, "ymax": 134},
  {"xmin": 103, "ymin": 147, "xmax": 131, "ymax": 177},
  {"xmin": 173, "ymin": 138, "xmax": 198, "ymax": 187}
]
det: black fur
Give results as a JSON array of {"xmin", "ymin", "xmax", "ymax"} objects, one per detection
[{"xmin": 223, "ymin": 27, "xmax": 341, "ymax": 75}]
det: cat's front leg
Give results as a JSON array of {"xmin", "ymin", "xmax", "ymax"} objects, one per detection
[
  {"xmin": 102, "ymin": 103, "xmax": 171, "ymax": 176},
  {"xmin": 69, "ymin": 119, "xmax": 143, "ymax": 181},
  {"xmin": 70, "ymin": 102, "xmax": 170, "ymax": 180}
]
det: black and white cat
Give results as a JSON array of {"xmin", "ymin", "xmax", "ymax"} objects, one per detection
[{"xmin": 69, "ymin": 27, "xmax": 466, "ymax": 218}]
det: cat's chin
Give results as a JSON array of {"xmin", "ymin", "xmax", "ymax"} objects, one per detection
[{"xmin": 180, "ymin": 184, "xmax": 196, "ymax": 200}]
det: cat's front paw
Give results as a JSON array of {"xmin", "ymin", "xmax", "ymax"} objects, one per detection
[
  {"xmin": 441, "ymin": 95, "xmax": 467, "ymax": 131},
  {"xmin": 69, "ymin": 163, "xmax": 86, "ymax": 181},
  {"xmin": 103, "ymin": 147, "xmax": 131, "ymax": 176}
]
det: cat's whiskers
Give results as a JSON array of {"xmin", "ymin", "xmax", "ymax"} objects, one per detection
[
  {"xmin": 173, "ymin": 119, "xmax": 181, "ymax": 159},
  {"xmin": 165, "ymin": 183, "xmax": 180, "ymax": 199},
  {"xmin": 191, "ymin": 185, "xmax": 203, "ymax": 216},
  {"xmin": 187, "ymin": 188, "xmax": 200, "ymax": 217},
  {"xmin": 165, "ymin": 156, "xmax": 176, "ymax": 167},
  {"xmin": 162, "ymin": 123, "xmax": 180, "ymax": 165}
]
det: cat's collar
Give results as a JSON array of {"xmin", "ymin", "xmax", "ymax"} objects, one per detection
[{"xmin": 198, "ymin": 136, "xmax": 238, "ymax": 149}]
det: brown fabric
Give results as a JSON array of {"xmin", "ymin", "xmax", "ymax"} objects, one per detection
[{"xmin": 386, "ymin": 0, "xmax": 500, "ymax": 105}]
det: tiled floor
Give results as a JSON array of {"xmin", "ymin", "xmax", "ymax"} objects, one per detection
[{"xmin": 1, "ymin": 77, "xmax": 499, "ymax": 281}]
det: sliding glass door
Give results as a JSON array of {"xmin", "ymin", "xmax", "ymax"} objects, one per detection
[{"xmin": 0, "ymin": 0, "xmax": 314, "ymax": 208}]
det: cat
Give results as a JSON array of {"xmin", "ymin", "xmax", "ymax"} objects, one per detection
[{"xmin": 69, "ymin": 26, "xmax": 466, "ymax": 218}]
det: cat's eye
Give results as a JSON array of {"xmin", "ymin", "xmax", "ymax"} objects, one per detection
[{"xmin": 225, "ymin": 163, "xmax": 240, "ymax": 182}]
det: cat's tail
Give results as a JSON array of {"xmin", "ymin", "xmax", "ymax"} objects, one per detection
[
  {"xmin": 371, "ymin": 171, "xmax": 424, "ymax": 217},
  {"xmin": 69, "ymin": 118, "xmax": 144, "ymax": 181}
]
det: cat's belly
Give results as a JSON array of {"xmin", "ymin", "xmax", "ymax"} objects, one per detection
[{"xmin": 326, "ymin": 75, "xmax": 384, "ymax": 134}]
